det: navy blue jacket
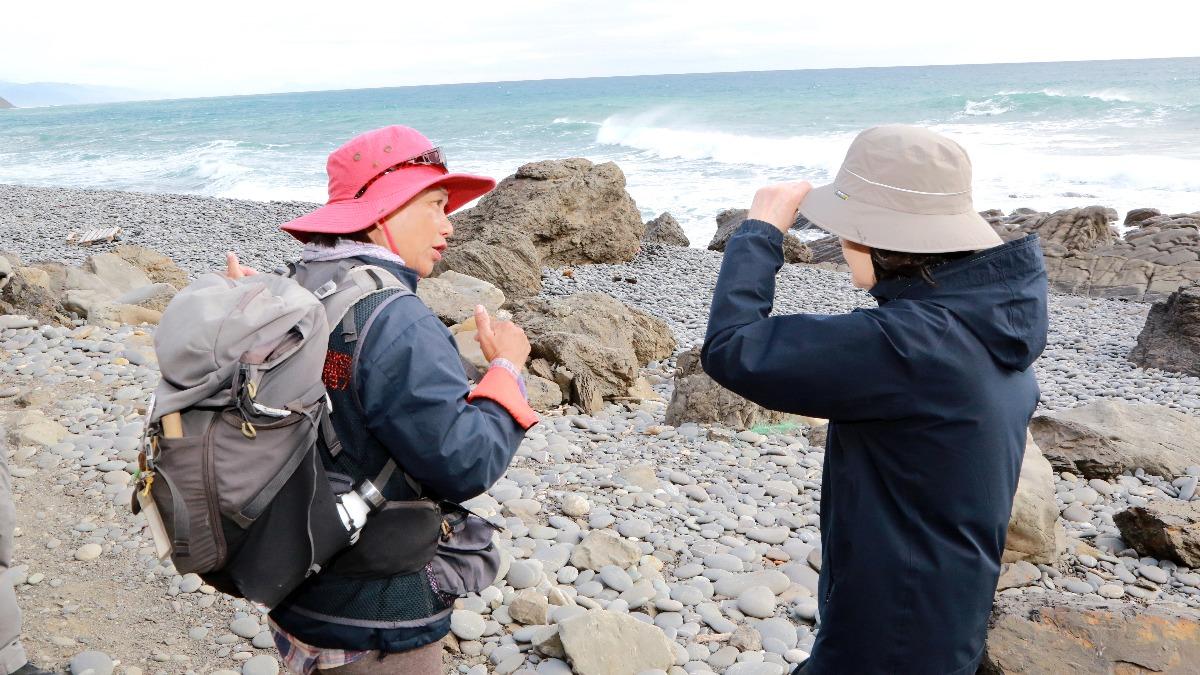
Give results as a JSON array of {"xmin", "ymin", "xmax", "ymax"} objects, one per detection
[
  {"xmin": 702, "ymin": 221, "xmax": 1047, "ymax": 675},
  {"xmin": 271, "ymin": 257, "xmax": 529, "ymax": 653}
]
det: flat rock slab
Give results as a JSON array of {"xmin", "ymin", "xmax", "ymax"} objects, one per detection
[
  {"xmin": 982, "ymin": 594, "xmax": 1200, "ymax": 674},
  {"xmin": 1030, "ymin": 400, "xmax": 1200, "ymax": 479},
  {"xmin": 558, "ymin": 609, "xmax": 674, "ymax": 675}
]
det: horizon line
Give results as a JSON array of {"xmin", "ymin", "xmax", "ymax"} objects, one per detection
[{"xmin": 3, "ymin": 54, "xmax": 1197, "ymax": 108}]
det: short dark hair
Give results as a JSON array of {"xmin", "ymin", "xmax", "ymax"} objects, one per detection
[
  {"xmin": 307, "ymin": 229, "xmax": 373, "ymax": 248},
  {"xmin": 870, "ymin": 248, "xmax": 975, "ymax": 286}
]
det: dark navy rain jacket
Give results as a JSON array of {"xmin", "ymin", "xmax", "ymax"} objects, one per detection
[{"xmin": 702, "ymin": 220, "xmax": 1048, "ymax": 674}]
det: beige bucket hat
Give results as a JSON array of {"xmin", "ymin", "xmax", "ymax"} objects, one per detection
[{"xmin": 797, "ymin": 125, "xmax": 1003, "ymax": 253}]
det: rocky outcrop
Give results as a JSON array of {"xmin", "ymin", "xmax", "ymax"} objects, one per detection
[
  {"xmin": 805, "ymin": 236, "xmax": 845, "ymax": 265},
  {"xmin": 982, "ymin": 593, "xmax": 1200, "ymax": 674},
  {"xmin": 113, "ymin": 244, "xmax": 190, "ymax": 289},
  {"xmin": 1126, "ymin": 207, "xmax": 1162, "ymax": 226},
  {"xmin": 665, "ymin": 346, "xmax": 794, "ymax": 429},
  {"xmin": 433, "ymin": 222, "xmax": 543, "ymax": 298},
  {"xmin": 1029, "ymin": 400, "xmax": 1200, "ymax": 479},
  {"xmin": 453, "ymin": 158, "xmax": 644, "ymax": 267},
  {"xmin": 416, "ymin": 270, "xmax": 505, "ymax": 326},
  {"xmin": 1129, "ymin": 284, "xmax": 1200, "ymax": 376},
  {"xmin": 0, "ymin": 252, "xmax": 69, "ymax": 325},
  {"xmin": 707, "ymin": 208, "xmax": 813, "ymax": 263},
  {"xmin": 1114, "ymin": 502, "xmax": 1200, "ymax": 567},
  {"xmin": 707, "ymin": 208, "xmax": 750, "ymax": 252},
  {"xmin": 508, "ymin": 293, "xmax": 676, "ymax": 412},
  {"xmin": 0, "ymin": 96, "xmax": 13, "ymax": 109},
  {"xmin": 979, "ymin": 206, "xmax": 1200, "ymax": 302},
  {"xmin": 642, "ymin": 212, "xmax": 689, "ymax": 247},
  {"xmin": 1003, "ymin": 432, "xmax": 1064, "ymax": 565},
  {"xmin": 1022, "ymin": 206, "xmax": 1117, "ymax": 254},
  {"xmin": 0, "ymin": 249, "xmax": 172, "ymax": 326},
  {"xmin": 441, "ymin": 158, "xmax": 646, "ymax": 296}
]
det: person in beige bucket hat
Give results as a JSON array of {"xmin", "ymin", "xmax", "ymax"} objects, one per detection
[{"xmin": 703, "ymin": 125, "xmax": 1048, "ymax": 674}]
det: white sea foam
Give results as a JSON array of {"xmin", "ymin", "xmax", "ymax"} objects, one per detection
[
  {"xmin": 961, "ymin": 98, "xmax": 1013, "ymax": 116},
  {"xmin": 596, "ymin": 110, "xmax": 852, "ymax": 171}
]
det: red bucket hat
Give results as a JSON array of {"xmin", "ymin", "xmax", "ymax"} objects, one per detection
[{"xmin": 280, "ymin": 125, "xmax": 496, "ymax": 242}]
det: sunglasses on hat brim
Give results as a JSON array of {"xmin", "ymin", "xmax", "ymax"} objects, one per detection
[{"xmin": 354, "ymin": 147, "xmax": 447, "ymax": 199}]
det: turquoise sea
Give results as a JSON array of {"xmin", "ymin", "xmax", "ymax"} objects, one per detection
[{"xmin": 1, "ymin": 57, "xmax": 1197, "ymax": 244}]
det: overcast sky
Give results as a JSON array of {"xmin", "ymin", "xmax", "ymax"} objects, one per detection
[{"xmin": 2, "ymin": 0, "xmax": 1197, "ymax": 98}]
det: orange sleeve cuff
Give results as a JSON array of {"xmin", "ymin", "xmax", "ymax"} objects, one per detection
[{"xmin": 468, "ymin": 367, "xmax": 539, "ymax": 430}]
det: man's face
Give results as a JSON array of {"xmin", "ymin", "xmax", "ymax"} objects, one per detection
[{"xmin": 370, "ymin": 187, "xmax": 451, "ymax": 277}]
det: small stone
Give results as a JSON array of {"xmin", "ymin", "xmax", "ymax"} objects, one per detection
[
  {"xmin": 737, "ymin": 585, "xmax": 778, "ymax": 618},
  {"xmin": 451, "ymin": 609, "xmax": 486, "ymax": 641},
  {"xmin": 509, "ymin": 589, "xmax": 549, "ymax": 625},
  {"xmin": 1061, "ymin": 578, "xmax": 1094, "ymax": 594},
  {"xmin": 1098, "ymin": 584, "xmax": 1125, "ymax": 599},
  {"xmin": 1139, "ymin": 565, "xmax": 1170, "ymax": 584},
  {"xmin": 599, "ymin": 565, "xmax": 634, "ymax": 592},
  {"xmin": 507, "ymin": 560, "xmax": 541, "ymax": 590},
  {"xmin": 561, "ymin": 494, "xmax": 590, "ymax": 517},
  {"xmin": 230, "ymin": 617, "xmax": 261, "ymax": 639},
  {"xmin": 69, "ymin": 650, "xmax": 114, "ymax": 675},
  {"xmin": 241, "ymin": 655, "xmax": 280, "ymax": 675},
  {"xmin": 179, "ymin": 573, "xmax": 203, "ymax": 593},
  {"xmin": 1062, "ymin": 504, "xmax": 1093, "ymax": 523},
  {"xmin": 74, "ymin": 543, "xmax": 103, "ymax": 561}
]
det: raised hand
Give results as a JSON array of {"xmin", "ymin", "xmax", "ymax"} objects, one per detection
[{"xmin": 474, "ymin": 304, "xmax": 531, "ymax": 366}]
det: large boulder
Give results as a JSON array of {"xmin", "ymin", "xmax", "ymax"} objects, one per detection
[
  {"xmin": 707, "ymin": 208, "xmax": 749, "ymax": 251},
  {"xmin": 1114, "ymin": 502, "xmax": 1200, "ymax": 567},
  {"xmin": 1024, "ymin": 206, "xmax": 1116, "ymax": 253},
  {"xmin": 0, "ymin": 259, "xmax": 69, "ymax": 325},
  {"xmin": 1002, "ymin": 432, "xmax": 1064, "ymax": 565},
  {"xmin": 981, "ymin": 593, "xmax": 1200, "ymax": 674},
  {"xmin": 452, "ymin": 158, "xmax": 644, "ymax": 268},
  {"xmin": 665, "ymin": 346, "xmax": 793, "ymax": 429},
  {"xmin": 707, "ymin": 208, "xmax": 812, "ymax": 263},
  {"xmin": 416, "ymin": 271, "xmax": 504, "ymax": 325},
  {"xmin": 1125, "ymin": 207, "xmax": 1162, "ymax": 226},
  {"xmin": 1129, "ymin": 283, "xmax": 1200, "ymax": 376},
  {"xmin": 113, "ymin": 244, "xmax": 190, "ymax": 289},
  {"xmin": 642, "ymin": 212, "xmax": 690, "ymax": 247},
  {"xmin": 83, "ymin": 252, "xmax": 152, "ymax": 294},
  {"xmin": 434, "ymin": 223, "xmax": 543, "ymax": 298},
  {"xmin": 558, "ymin": 609, "xmax": 675, "ymax": 675},
  {"xmin": 1029, "ymin": 400, "xmax": 1200, "ymax": 479},
  {"xmin": 509, "ymin": 293, "xmax": 676, "ymax": 412}
]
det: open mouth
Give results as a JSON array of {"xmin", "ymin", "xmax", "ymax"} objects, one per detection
[{"xmin": 432, "ymin": 244, "xmax": 447, "ymax": 261}]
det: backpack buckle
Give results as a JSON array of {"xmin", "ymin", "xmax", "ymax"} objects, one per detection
[{"xmin": 313, "ymin": 280, "xmax": 338, "ymax": 299}]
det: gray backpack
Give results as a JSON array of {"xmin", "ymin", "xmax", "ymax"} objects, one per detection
[{"xmin": 135, "ymin": 263, "xmax": 413, "ymax": 607}]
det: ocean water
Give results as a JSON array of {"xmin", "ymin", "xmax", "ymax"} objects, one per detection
[{"xmin": 1, "ymin": 58, "xmax": 1197, "ymax": 245}]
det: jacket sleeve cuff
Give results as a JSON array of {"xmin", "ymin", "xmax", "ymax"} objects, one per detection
[
  {"xmin": 468, "ymin": 366, "xmax": 539, "ymax": 430},
  {"xmin": 739, "ymin": 219, "xmax": 786, "ymax": 245}
]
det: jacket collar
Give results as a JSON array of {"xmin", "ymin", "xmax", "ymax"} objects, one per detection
[
  {"xmin": 867, "ymin": 234, "xmax": 1041, "ymax": 304},
  {"xmin": 350, "ymin": 255, "xmax": 421, "ymax": 292}
]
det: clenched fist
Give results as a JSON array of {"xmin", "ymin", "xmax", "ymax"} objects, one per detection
[{"xmin": 747, "ymin": 181, "xmax": 813, "ymax": 235}]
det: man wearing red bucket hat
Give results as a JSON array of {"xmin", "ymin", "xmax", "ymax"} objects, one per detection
[{"xmin": 254, "ymin": 126, "xmax": 538, "ymax": 674}]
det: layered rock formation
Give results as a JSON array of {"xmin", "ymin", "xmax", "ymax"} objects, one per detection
[{"xmin": 982, "ymin": 594, "xmax": 1200, "ymax": 674}]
